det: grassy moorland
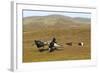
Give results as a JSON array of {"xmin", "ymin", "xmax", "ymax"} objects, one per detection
[{"xmin": 23, "ymin": 15, "xmax": 91, "ymax": 62}]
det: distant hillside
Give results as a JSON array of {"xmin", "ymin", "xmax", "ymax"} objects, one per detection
[
  {"xmin": 23, "ymin": 14, "xmax": 90, "ymax": 31},
  {"xmin": 73, "ymin": 17, "xmax": 90, "ymax": 24}
]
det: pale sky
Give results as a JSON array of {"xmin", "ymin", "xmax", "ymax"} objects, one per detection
[{"xmin": 23, "ymin": 10, "xmax": 91, "ymax": 18}]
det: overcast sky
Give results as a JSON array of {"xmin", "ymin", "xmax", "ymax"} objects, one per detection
[{"xmin": 23, "ymin": 10, "xmax": 91, "ymax": 18}]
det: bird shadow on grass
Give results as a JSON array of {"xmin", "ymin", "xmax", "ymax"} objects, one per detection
[
  {"xmin": 39, "ymin": 48, "xmax": 48, "ymax": 52},
  {"xmin": 31, "ymin": 48, "xmax": 63, "ymax": 53},
  {"xmin": 39, "ymin": 48, "xmax": 63, "ymax": 52}
]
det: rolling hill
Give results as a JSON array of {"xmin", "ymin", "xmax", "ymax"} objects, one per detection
[{"xmin": 23, "ymin": 14, "xmax": 90, "ymax": 32}]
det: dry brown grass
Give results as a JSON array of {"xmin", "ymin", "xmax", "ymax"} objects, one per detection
[{"xmin": 23, "ymin": 25, "xmax": 91, "ymax": 62}]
